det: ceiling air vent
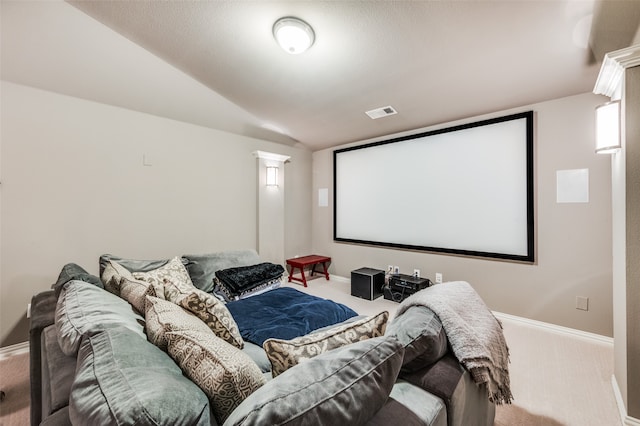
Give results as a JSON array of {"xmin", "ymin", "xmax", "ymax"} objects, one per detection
[{"xmin": 365, "ymin": 105, "xmax": 398, "ymax": 119}]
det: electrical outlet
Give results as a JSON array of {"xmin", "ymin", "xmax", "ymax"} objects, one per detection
[
  {"xmin": 27, "ymin": 303, "xmax": 31, "ymax": 319},
  {"xmin": 413, "ymin": 269, "xmax": 420, "ymax": 278},
  {"xmin": 393, "ymin": 266, "xmax": 400, "ymax": 275},
  {"xmin": 576, "ymin": 296, "xmax": 589, "ymax": 311},
  {"xmin": 435, "ymin": 273, "xmax": 443, "ymax": 284}
]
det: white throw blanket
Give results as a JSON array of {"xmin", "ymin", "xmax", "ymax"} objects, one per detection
[{"xmin": 395, "ymin": 281, "xmax": 513, "ymax": 404}]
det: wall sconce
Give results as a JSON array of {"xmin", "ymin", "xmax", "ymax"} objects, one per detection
[
  {"xmin": 595, "ymin": 101, "xmax": 621, "ymax": 154},
  {"xmin": 266, "ymin": 166, "xmax": 278, "ymax": 187}
]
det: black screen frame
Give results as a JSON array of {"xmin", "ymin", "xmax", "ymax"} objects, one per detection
[{"xmin": 333, "ymin": 111, "xmax": 535, "ymax": 263}]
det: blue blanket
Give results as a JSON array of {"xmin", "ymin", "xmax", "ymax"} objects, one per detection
[{"xmin": 226, "ymin": 287, "xmax": 358, "ymax": 346}]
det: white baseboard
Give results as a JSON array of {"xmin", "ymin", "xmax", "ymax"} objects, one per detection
[
  {"xmin": 612, "ymin": 374, "xmax": 640, "ymax": 426},
  {"xmin": 330, "ymin": 274, "xmax": 350, "ymax": 284},
  {"xmin": 492, "ymin": 311, "xmax": 613, "ymax": 346},
  {"xmin": 0, "ymin": 341, "xmax": 29, "ymax": 360}
]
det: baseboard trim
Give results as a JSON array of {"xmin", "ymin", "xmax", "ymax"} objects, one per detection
[
  {"xmin": 612, "ymin": 375, "xmax": 640, "ymax": 426},
  {"xmin": 330, "ymin": 275, "xmax": 350, "ymax": 284},
  {"xmin": 492, "ymin": 311, "xmax": 613, "ymax": 346},
  {"xmin": 0, "ymin": 341, "xmax": 29, "ymax": 360}
]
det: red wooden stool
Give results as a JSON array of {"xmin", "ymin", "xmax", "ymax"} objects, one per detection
[{"xmin": 286, "ymin": 255, "xmax": 331, "ymax": 287}]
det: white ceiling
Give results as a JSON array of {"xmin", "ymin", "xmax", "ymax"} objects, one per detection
[{"xmin": 3, "ymin": 1, "xmax": 640, "ymax": 151}]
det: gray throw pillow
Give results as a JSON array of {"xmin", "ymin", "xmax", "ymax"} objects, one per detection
[
  {"xmin": 52, "ymin": 263, "xmax": 102, "ymax": 298},
  {"xmin": 69, "ymin": 326, "xmax": 211, "ymax": 426},
  {"xmin": 223, "ymin": 336, "xmax": 404, "ymax": 426},
  {"xmin": 385, "ymin": 306, "xmax": 448, "ymax": 371}
]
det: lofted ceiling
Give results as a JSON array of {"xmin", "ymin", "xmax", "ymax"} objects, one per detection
[{"xmin": 3, "ymin": 1, "xmax": 640, "ymax": 151}]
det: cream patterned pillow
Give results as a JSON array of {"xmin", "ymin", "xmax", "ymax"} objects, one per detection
[
  {"xmin": 132, "ymin": 256, "xmax": 194, "ymax": 293},
  {"xmin": 144, "ymin": 296, "xmax": 211, "ymax": 351},
  {"xmin": 263, "ymin": 311, "xmax": 389, "ymax": 377},
  {"xmin": 165, "ymin": 327, "xmax": 266, "ymax": 424},
  {"xmin": 100, "ymin": 259, "xmax": 133, "ymax": 295},
  {"xmin": 120, "ymin": 276, "xmax": 162, "ymax": 313},
  {"xmin": 160, "ymin": 266, "xmax": 204, "ymax": 303},
  {"xmin": 178, "ymin": 289, "xmax": 243, "ymax": 349}
]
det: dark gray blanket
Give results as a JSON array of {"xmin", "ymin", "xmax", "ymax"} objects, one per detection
[{"xmin": 215, "ymin": 262, "xmax": 284, "ymax": 295}]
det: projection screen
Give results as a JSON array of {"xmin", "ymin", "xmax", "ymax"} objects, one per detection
[{"xmin": 333, "ymin": 111, "xmax": 534, "ymax": 262}]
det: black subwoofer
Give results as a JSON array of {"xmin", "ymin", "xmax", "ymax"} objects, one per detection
[{"xmin": 350, "ymin": 267, "xmax": 385, "ymax": 300}]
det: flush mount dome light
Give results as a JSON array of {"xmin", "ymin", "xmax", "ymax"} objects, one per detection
[{"xmin": 273, "ymin": 17, "xmax": 315, "ymax": 54}]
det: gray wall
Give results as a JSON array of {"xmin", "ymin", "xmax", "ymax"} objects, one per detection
[
  {"xmin": 0, "ymin": 81, "xmax": 312, "ymax": 346},
  {"xmin": 312, "ymin": 92, "xmax": 613, "ymax": 337}
]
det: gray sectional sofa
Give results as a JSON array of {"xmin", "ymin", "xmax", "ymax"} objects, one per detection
[{"xmin": 29, "ymin": 249, "xmax": 496, "ymax": 425}]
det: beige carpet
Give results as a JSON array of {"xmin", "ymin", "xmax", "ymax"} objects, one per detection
[
  {"xmin": 0, "ymin": 350, "xmax": 30, "ymax": 426},
  {"xmin": 0, "ymin": 277, "xmax": 623, "ymax": 426},
  {"xmin": 287, "ymin": 277, "xmax": 623, "ymax": 426}
]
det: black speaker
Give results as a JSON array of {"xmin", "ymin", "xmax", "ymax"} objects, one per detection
[{"xmin": 351, "ymin": 268, "xmax": 385, "ymax": 300}]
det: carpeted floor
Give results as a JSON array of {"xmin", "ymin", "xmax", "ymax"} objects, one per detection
[
  {"xmin": 0, "ymin": 349, "xmax": 30, "ymax": 426},
  {"xmin": 0, "ymin": 277, "xmax": 624, "ymax": 426},
  {"xmin": 287, "ymin": 277, "xmax": 622, "ymax": 426}
]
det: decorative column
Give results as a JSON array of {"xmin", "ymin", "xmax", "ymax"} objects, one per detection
[
  {"xmin": 253, "ymin": 151, "xmax": 290, "ymax": 266},
  {"xmin": 593, "ymin": 44, "xmax": 640, "ymax": 424}
]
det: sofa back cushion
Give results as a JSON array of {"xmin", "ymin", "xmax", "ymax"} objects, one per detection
[
  {"xmin": 182, "ymin": 249, "xmax": 260, "ymax": 293},
  {"xmin": 69, "ymin": 326, "xmax": 211, "ymax": 426},
  {"xmin": 224, "ymin": 336, "xmax": 404, "ymax": 426},
  {"xmin": 55, "ymin": 280, "xmax": 145, "ymax": 356},
  {"xmin": 385, "ymin": 305, "xmax": 448, "ymax": 371}
]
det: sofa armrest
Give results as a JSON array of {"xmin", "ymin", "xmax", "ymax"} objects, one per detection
[
  {"xmin": 401, "ymin": 354, "xmax": 495, "ymax": 426},
  {"xmin": 30, "ymin": 290, "xmax": 57, "ymax": 426}
]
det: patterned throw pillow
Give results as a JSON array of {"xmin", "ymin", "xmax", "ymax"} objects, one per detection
[
  {"xmin": 165, "ymin": 327, "xmax": 266, "ymax": 424},
  {"xmin": 144, "ymin": 296, "xmax": 212, "ymax": 351},
  {"xmin": 132, "ymin": 256, "xmax": 194, "ymax": 294},
  {"xmin": 100, "ymin": 259, "xmax": 133, "ymax": 295},
  {"xmin": 119, "ymin": 276, "xmax": 162, "ymax": 313},
  {"xmin": 263, "ymin": 311, "xmax": 389, "ymax": 377},
  {"xmin": 178, "ymin": 289, "xmax": 243, "ymax": 349}
]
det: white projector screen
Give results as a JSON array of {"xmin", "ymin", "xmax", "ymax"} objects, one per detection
[{"xmin": 333, "ymin": 111, "xmax": 534, "ymax": 262}]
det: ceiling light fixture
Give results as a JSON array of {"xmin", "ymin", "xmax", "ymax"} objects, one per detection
[{"xmin": 273, "ymin": 17, "xmax": 315, "ymax": 54}]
